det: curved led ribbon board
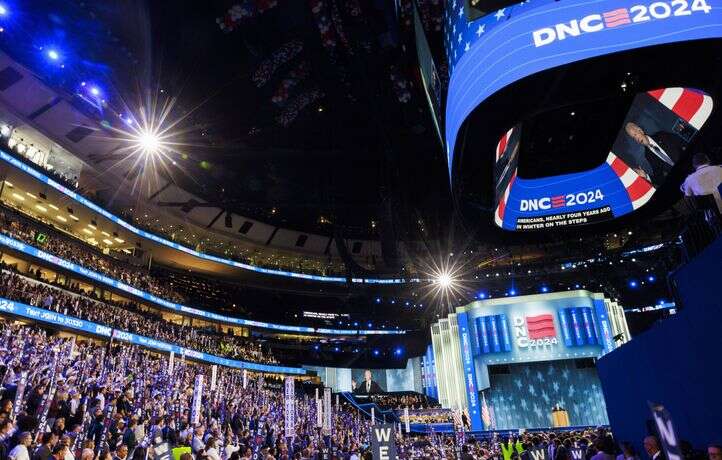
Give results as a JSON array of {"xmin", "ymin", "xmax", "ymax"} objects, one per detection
[
  {"xmin": 0, "ymin": 233, "xmax": 405, "ymax": 335},
  {"xmin": 493, "ymin": 87, "xmax": 713, "ymax": 230},
  {"xmin": 0, "ymin": 150, "xmax": 419, "ymax": 285},
  {"xmin": 0, "ymin": 296, "xmax": 307, "ymax": 374},
  {"xmin": 444, "ymin": 0, "xmax": 722, "ymax": 177}
]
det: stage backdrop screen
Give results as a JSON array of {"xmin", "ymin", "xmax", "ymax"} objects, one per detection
[{"xmin": 493, "ymin": 88, "xmax": 714, "ymax": 230}]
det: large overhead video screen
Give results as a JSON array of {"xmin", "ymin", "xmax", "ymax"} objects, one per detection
[
  {"xmin": 494, "ymin": 88, "xmax": 713, "ymax": 231},
  {"xmin": 444, "ymin": 0, "xmax": 722, "ymax": 176}
]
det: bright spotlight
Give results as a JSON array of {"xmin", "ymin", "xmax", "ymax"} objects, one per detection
[
  {"xmin": 136, "ymin": 130, "xmax": 162, "ymax": 155},
  {"xmin": 437, "ymin": 272, "xmax": 454, "ymax": 289},
  {"xmin": 47, "ymin": 49, "xmax": 60, "ymax": 61},
  {"xmin": 90, "ymin": 86, "xmax": 101, "ymax": 96},
  {"xmin": 0, "ymin": 5, "xmax": 7, "ymax": 16}
]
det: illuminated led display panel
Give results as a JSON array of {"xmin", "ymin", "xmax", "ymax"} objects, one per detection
[{"xmin": 493, "ymin": 88, "xmax": 713, "ymax": 230}]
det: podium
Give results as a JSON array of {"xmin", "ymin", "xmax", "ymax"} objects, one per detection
[{"xmin": 551, "ymin": 408, "xmax": 570, "ymax": 427}]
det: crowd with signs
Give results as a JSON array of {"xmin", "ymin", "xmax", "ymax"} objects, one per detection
[
  {"xmin": 0, "ymin": 323, "xmax": 715, "ymax": 460},
  {"xmin": 0, "ymin": 268, "xmax": 277, "ymax": 365}
]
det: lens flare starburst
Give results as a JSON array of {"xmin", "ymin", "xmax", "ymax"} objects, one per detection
[{"xmin": 97, "ymin": 90, "xmax": 202, "ymax": 197}]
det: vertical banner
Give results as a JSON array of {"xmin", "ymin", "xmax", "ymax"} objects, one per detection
[
  {"xmin": 210, "ymin": 365, "xmax": 218, "ymax": 391},
  {"xmin": 570, "ymin": 308, "xmax": 584, "ymax": 346},
  {"xmin": 558, "ymin": 309, "xmax": 573, "ymax": 347},
  {"xmin": 593, "ymin": 298, "xmax": 615, "ymax": 354},
  {"xmin": 168, "ymin": 351, "xmax": 175, "ymax": 375},
  {"xmin": 316, "ymin": 399, "xmax": 323, "ymax": 428},
  {"xmin": 477, "ymin": 317, "xmax": 490, "ymax": 354},
  {"xmin": 489, "ymin": 316, "xmax": 501, "ymax": 353},
  {"xmin": 190, "ymin": 375, "xmax": 204, "ymax": 425},
  {"xmin": 499, "ymin": 314, "xmax": 512, "ymax": 352},
  {"xmin": 580, "ymin": 308, "xmax": 596, "ymax": 344},
  {"xmin": 371, "ymin": 424, "xmax": 398, "ymax": 460},
  {"xmin": 284, "ymin": 377, "xmax": 295, "ymax": 438},
  {"xmin": 403, "ymin": 407, "xmax": 410, "ymax": 433},
  {"xmin": 323, "ymin": 388, "xmax": 332, "ymax": 433},
  {"xmin": 11, "ymin": 371, "xmax": 27, "ymax": 421},
  {"xmin": 648, "ymin": 402, "xmax": 683, "ymax": 460},
  {"xmin": 371, "ymin": 407, "xmax": 375, "ymax": 425},
  {"xmin": 456, "ymin": 311, "xmax": 483, "ymax": 431}
]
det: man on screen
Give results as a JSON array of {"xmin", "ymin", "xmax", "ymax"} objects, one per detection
[
  {"xmin": 354, "ymin": 370, "xmax": 383, "ymax": 394},
  {"xmin": 625, "ymin": 122, "xmax": 685, "ymax": 187}
]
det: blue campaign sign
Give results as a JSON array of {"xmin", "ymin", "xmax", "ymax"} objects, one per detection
[
  {"xmin": 444, "ymin": 0, "xmax": 722, "ymax": 174},
  {"xmin": 0, "ymin": 297, "xmax": 306, "ymax": 374},
  {"xmin": 0, "ymin": 150, "xmax": 417, "ymax": 285},
  {"xmin": 0, "ymin": 233, "xmax": 404, "ymax": 336}
]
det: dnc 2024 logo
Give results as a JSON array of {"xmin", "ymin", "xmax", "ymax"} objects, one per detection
[
  {"xmin": 513, "ymin": 314, "xmax": 559, "ymax": 348},
  {"xmin": 533, "ymin": 0, "xmax": 712, "ymax": 47}
]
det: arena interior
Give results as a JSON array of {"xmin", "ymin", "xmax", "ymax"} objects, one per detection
[{"xmin": 0, "ymin": 1, "xmax": 719, "ymax": 459}]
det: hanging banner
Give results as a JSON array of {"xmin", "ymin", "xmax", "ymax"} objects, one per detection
[
  {"xmin": 323, "ymin": 388, "xmax": 332, "ymax": 433},
  {"xmin": 168, "ymin": 351, "xmax": 174, "ymax": 375},
  {"xmin": 210, "ymin": 365, "xmax": 218, "ymax": 391},
  {"xmin": 284, "ymin": 377, "xmax": 295, "ymax": 439},
  {"xmin": 190, "ymin": 375, "xmax": 204, "ymax": 425},
  {"xmin": 404, "ymin": 407, "xmax": 410, "ymax": 433}
]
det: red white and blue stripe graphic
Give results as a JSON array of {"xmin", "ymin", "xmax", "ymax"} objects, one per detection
[
  {"xmin": 603, "ymin": 8, "xmax": 631, "ymax": 27},
  {"xmin": 646, "ymin": 87, "xmax": 714, "ymax": 130},
  {"xmin": 496, "ymin": 127, "xmax": 514, "ymax": 162},
  {"xmin": 525, "ymin": 314, "xmax": 556, "ymax": 340},
  {"xmin": 606, "ymin": 152, "xmax": 655, "ymax": 210}
]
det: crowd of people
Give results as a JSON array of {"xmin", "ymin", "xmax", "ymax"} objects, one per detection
[
  {"xmin": 0, "ymin": 322, "xmax": 376, "ymax": 460},
  {"xmin": 0, "ymin": 267, "xmax": 278, "ymax": 365},
  {"xmin": 0, "ymin": 208, "xmax": 185, "ymax": 304},
  {"xmin": 0, "ymin": 320, "xmax": 715, "ymax": 459},
  {"xmin": 399, "ymin": 409, "xmax": 453, "ymax": 425},
  {"xmin": 368, "ymin": 393, "xmax": 439, "ymax": 411}
]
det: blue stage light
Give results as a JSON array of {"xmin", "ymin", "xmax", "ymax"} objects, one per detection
[
  {"xmin": 541, "ymin": 286, "xmax": 549, "ymax": 293},
  {"xmin": 509, "ymin": 289, "xmax": 516, "ymax": 296},
  {"xmin": 334, "ymin": 347, "xmax": 340, "ymax": 352},
  {"xmin": 367, "ymin": 322, "xmax": 372, "ymax": 328},
  {"xmin": 375, "ymin": 297, "xmax": 381, "ymax": 303},
  {"xmin": 0, "ymin": 5, "xmax": 8, "ymax": 16},
  {"xmin": 89, "ymin": 86, "xmax": 101, "ymax": 97},
  {"xmin": 313, "ymin": 345, "xmax": 320, "ymax": 351},
  {"xmin": 394, "ymin": 347, "xmax": 403, "ymax": 356},
  {"xmin": 373, "ymin": 349, "xmax": 380, "ymax": 356},
  {"xmin": 647, "ymin": 275, "xmax": 656, "ymax": 282},
  {"xmin": 47, "ymin": 49, "xmax": 60, "ymax": 61},
  {"xmin": 629, "ymin": 280, "xmax": 638, "ymax": 288},
  {"xmin": 353, "ymin": 322, "xmax": 358, "ymax": 327}
]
